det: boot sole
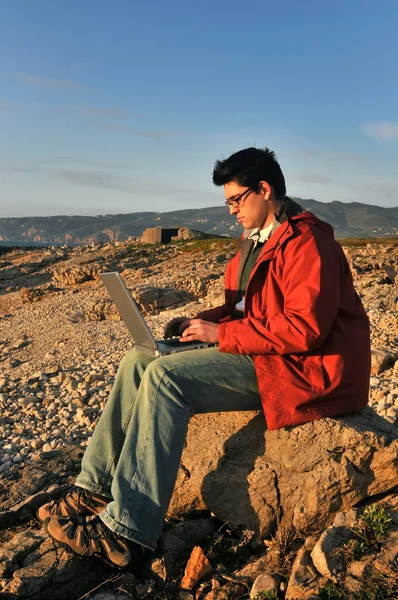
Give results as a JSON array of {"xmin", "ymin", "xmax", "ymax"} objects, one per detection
[{"xmin": 36, "ymin": 509, "xmax": 49, "ymax": 525}]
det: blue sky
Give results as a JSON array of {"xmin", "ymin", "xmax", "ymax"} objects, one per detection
[{"xmin": 1, "ymin": 0, "xmax": 398, "ymax": 217}]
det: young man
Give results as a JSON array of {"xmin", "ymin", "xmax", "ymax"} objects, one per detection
[{"xmin": 38, "ymin": 147, "xmax": 371, "ymax": 569}]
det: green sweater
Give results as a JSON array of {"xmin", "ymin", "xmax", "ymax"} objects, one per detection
[{"xmin": 239, "ymin": 240, "xmax": 265, "ymax": 297}]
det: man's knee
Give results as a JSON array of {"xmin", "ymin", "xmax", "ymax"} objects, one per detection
[
  {"xmin": 142, "ymin": 355, "xmax": 168, "ymax": 381},
  {"xmin": 117, "ymin": 349, "xmax": 152, "ymax": 378},
  {"xmin": 142, "ymin": 358, "xmax": 193, "ymax": 409}
]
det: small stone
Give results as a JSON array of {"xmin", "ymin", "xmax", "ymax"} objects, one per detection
[
  {"xmin": 181, "ymin": 546, "xmax": 213, "ymax": 590},
  {"xmin": 28, "ymin": 372, "xmax": 43, "ymax": 383},
  {"xmin": 0, "ymin": 461, "xmax": 12, "ymax": 474},
  {"xmin": 377, "ymin": 400, "xmax": 389, "ymax": 411},
  {"xmin": 205, "ymin": 583, "xmax": 247, "ymax": 599},
  {"xmin": 3, "ymin": 443, "xmax": 16, "ymax": 453},
  {"xmin": 371, "ymin": 348, "xmax": 396, "ymax": 375},
  {"xmin": 311, "ymin": 525, "xmax": 353, "ymax": 578},
  {"xmin": 30, "ymin": 439, "xmax": 44, "ymax": 450},
  {"xmin": 13, "ymin": 338, "xmax": 28, "ymax": 349},
  {"xmin": 250, "ymin": 574, "xmax": 279, "ymax": 598},
  {"xmin": 347, "ymin": 560, "xmax": 369, "ymax": 579},
  {"xmin": 385, "ymin": 415, "xmax": 396, "ymax": 424},
  {"xmin": 45, "ymin": 365, "xmax": 60, "ymax": 377}
]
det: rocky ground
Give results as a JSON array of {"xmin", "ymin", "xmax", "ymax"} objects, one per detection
[
  {"xmin": 0, "ymin": 236, "xmax": 397, "ymax": 599},
  {"xmin": 0, "ymin": 238, "xmax": 236, "ymax": 471}
]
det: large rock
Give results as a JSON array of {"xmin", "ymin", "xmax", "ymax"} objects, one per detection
[
  {"xmin": 169, "ymin": 407, "xmax": 398, "ymax": 537},
  {"xmin": 1, "ymin": 412, "xmax": 398, "ymax": 599},
  {"xmin": 50, "ymin": 265, "xmax": 100, "ymax": 285},
  {"xmin": 0, "ymin": 536, "xmax": 113, "ymax": 599},
  {"xmin": 132, "ymin": 286, "xmax": 190, "ymax": 313}
]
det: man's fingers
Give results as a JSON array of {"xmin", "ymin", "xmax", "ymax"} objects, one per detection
[
  {"xmin": 181, "ymin": 325, "xmax": 198, "ymax": 337},
  {"xmin": 181, "ymin": 325, "xmax": 205, "ymax": 341},
  {"xmin": 178, "ymin": 319, "xmax": 191, "ymax": 334},
  {"xmin": 164, "ymin": 317, "xmax": 189, "ymax": 338},
  {"xmin": 179, "ymin": 335, "xmax": 197, "ymax": 342}
]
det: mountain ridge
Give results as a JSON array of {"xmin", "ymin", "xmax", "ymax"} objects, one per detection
[{"xmin": 1, "ymin": 198, "xmax": 398, "ymax": 243}]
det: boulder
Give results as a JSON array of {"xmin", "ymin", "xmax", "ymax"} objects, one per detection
[
  {"xmin": 169, "ymin": 407, "xmax": 398, "ymax": 538},
  {"xmin": 1, "ymin": 410, "xmax": 398, "ymax": 600},
  {"xmin": 84, "ymin": 299, "xmax": 121, "ymax": 322},
  {"xmin": 132, "ymin": 286, "xmax": 189, "ymax": 313},
  {"xmin": 0, "ymin": 536, "xmax": 113, "ymax": 600},
  {"xmin": 50, "ymin": 265, "xmax": 100, "ymax": 286}
]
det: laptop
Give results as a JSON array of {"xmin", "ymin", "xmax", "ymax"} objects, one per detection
[{"xmin": 100, "ymin": 272, "xmax": 215, "ymax": 357}]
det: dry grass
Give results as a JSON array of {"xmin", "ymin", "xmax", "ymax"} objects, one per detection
[{"xmin": 265, "ymin": 515, "xmax": 304, "ymax": 582}]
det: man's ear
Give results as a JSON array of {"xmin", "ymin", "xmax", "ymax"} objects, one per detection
[{"xmin": 258, "ymin": 180, "xmax": 272, "ymax": 200}]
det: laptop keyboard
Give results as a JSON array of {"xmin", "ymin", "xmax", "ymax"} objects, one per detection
[{"xmin": 160, "ymin": 338, "xmax": 202, "ymax": 347}]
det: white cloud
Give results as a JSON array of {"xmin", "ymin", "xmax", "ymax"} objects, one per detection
[
  {"xmin": 362, "ymin": 121, "xmax": 398, "ymax": 142},
  {"xmin": 3, "ymin": 72, "xmax": 94, "ymax": 92}
]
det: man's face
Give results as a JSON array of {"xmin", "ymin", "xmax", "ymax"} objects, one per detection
[{"xmin": 224, "ymin": 180, "xmax": 272, "ymax": 230}]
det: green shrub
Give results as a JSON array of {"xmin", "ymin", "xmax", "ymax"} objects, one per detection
[
  {"xmin": 318, "ymin": 582, "xmax": 346, "ymax": 600},
  {"xmin": 352, "ymin": 540, "xmax": 366, "ymax": 561},
  {"xmin": 332, "ymin": 538, "xmax": 366, "ymax": 564},
  {"xmin": 357, "ymin": 504, "xmax": 392, "ymax": 549},
  {"xmin": 252, "ymin": 591, "xmax": 279, "ymax": 600}
]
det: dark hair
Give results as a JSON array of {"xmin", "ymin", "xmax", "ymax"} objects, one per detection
[{"xmin": 212, "ymin": 146, "xmax": 286, "ymax": 199}]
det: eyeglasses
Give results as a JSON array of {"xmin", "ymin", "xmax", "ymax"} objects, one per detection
[{"xmin": 224, "ymin": 187, "xmax": 253, "ymax": 208}]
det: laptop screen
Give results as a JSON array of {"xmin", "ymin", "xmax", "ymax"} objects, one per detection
[{"xmin": 100, "ymin": 272, "xmax": 158, "ymax": 351}]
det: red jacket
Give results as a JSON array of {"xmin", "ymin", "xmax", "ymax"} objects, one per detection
[{"xmin": 197, "ymin": 206, "xmax": 371, "ymax": 430}]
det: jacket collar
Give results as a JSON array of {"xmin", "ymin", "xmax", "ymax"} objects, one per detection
[
  {"xmin": 237, "ymin": 198, "xmax": 306, "ymax": 288},
  {"xmin": 271, "ymin": 196, "xmax": 306, "ymax": 231},
  {"xmin": 241, "ymin": 197, "xmax": 306, "ymax": 255},
  {"xmin": 243, "ymin": 197, "xmax": 306, "ymax": 238}
]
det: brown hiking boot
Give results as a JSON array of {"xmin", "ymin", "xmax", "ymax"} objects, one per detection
[
  {"xmin": 46, "ymin": 514, "xmax": 141, "ymax": 569},
  {"xmin": 37, "ymin": 486, "xmax": 109, "ymax": 524}
]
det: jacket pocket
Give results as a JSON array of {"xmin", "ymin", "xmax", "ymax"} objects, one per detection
[{"xmin": 307, "ymin": 355, "xmax": 328, "ymax": 392}]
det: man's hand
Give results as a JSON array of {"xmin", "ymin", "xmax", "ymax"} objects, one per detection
[
  {"xmin": 164, "ymin": 317, "xmax": 191, "ymax": 338},
  {"xmin": 180, "ymin": 319, "xmax": 219, "ymax": 344}
]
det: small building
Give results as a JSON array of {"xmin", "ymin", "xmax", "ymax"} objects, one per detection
[{"xmin": 141, "ymin": 226, "xmax": 209, "ymax": 244}]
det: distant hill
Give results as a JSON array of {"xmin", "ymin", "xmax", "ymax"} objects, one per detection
[{"xmin": 1, "ymin": 199, "xmax": 398, "ymax": 244}]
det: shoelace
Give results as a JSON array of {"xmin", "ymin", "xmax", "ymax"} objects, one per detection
[
  {"xmin": 53, "ymin": 487, "xmax": 92, "ymax": 512},
  {"xmin": 87, "ymin": 515, "xmax": 119, "ymax": 542},
  {"xmin": 87, "ymin": 516, "xmax": 129, "ymax": 555}
]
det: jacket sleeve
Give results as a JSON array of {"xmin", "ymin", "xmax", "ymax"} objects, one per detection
[
  {"xmin": 194, "ymin": 304, "xmax": 232, "ymax": 323},
  {"xmin": 218, "ymin": 228, "xmax": 343, "ymax": 355},
  {"xmin": 193, "ymin": 259, "xmax": 236, "ymax": 323}
]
